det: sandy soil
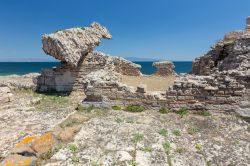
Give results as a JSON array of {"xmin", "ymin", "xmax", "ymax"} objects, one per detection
[{"xmin": 121, "ymin": 75, "xmax": 176, "ymax": 91}]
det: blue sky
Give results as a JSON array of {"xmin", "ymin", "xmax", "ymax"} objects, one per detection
[{"xmin": 0, "ymin": 0, "xmax": 249, "ymax": 61}]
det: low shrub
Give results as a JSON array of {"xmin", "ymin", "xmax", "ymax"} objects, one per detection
[
  {"xmin": 159, "ymin": 107, "xmax": 170, "ymax": 114},
  {"xmin": 112, "ymin": 105, "xmax": 121, "ymax": 110},
  {"xmin": 195, "ymin": 109, "xmax": 211, "ymax": 116},
  {"xmin": 187, "ymin": 126, "xmax": 200, "ymax": 135},
  {"xmin": 176, "ymin": 107, "xmax": 188, "ymax": 118},
  {"xmin": 132, "ymin": 133, "xmax": 144, "ymax": 143},
  {"xmin": 162, "ymin": 141, "xmax": 171, "ymax": 154},
  {"xmin": 125, "ymin": 104, "xmax": 145, "ymax": 113},
  {"xmin": 159, "ymin": 128, "xmax": 168, "ymax": 136},
  {"xmin": 172, "ymin": 129, "xmax": 181, "ymax": 136}
]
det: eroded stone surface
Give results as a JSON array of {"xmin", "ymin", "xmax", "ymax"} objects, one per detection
[
  {"xmin": 35, "ymin": 51, "xmax": 141, "ymax": 92},
  {"xmin": 42, "ymin": 22, "xmax": 112, "ymax": 67},
  {"xmin": 153, "ymin": 61, "xmax": 175, "ymax": 76},
  {"xmin": 44, "ymin": 109, "xmax": 250, "ymax": 166}
]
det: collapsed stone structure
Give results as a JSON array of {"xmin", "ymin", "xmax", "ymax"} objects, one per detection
[
  {"xmin": 246, "ymin": 16, "xmax": 250, "ymax": 33},
  {"xmin": 81, "ymin": 18, "xmax": 250, "ymax": 119},
  {"xmin": 153, "ymin": 61, "xmax": 175, "ymax": 76},
  {"xmin": 36, "ymin": 19, "xmax": 249, "ymax": 118},
  {"xmin": 36, "ymin": 23, "xmax": 142, "ymax": 92}
]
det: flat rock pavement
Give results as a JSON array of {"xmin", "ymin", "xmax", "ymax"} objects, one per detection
[{"xmin": 45, "ymin": 109, "xmax": 250, "ymax": 166}]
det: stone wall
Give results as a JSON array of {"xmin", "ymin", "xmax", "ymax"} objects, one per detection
[
  {"xmin": 246, "ymin": 17, "xmax": 250, "ymax": 33},
  {"xmin": 36, "ymin": 52, "xmax": 141, "ymax": 92},
  {"xmin": 153, "ymin": 61, "xmax": 175, "ymax": 76},
  {"xmin": 192, "ymin": 33, "xmax": 250, "ymax": 76},
  {"xmin": 82, "ymin": 71, "xmax": 249, "ymax": 111}
]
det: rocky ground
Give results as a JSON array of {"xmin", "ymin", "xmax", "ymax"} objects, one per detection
[{"xmin": 0, "ymin": 79, "xmax": 249, "ymax": 166}]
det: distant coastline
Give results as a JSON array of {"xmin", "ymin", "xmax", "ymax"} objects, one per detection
[{"xmin": 0, "ymin": 61, "xmax": 192, "ymax": 76}]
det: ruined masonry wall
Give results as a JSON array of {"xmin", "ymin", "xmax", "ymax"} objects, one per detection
[{"xmin": 36, "ymin": 52, "xmax": 141, "ymax": 92}]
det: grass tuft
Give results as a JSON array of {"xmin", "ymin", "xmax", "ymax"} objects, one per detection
[
  {"xmin": 159, "ymin": 128, "xmax": 168, "ymax": 136},
  {"xmin": 132, "ymin": 133, "xmax": 144, "ymax": 143},
  {"xmin": 125, "ymin": 104, "xmax": 145, "ymax": 113},
  {"xmin": 176, "ymin": 107, "xmax": 188, "ymax": 118},
  {"xmin": 159, "ymin": 107, "xmax": 170, "ymax": 114},
  {"xmin": 195, "ymin": 109, "xmax": 211, "ymax": 116},
  {"xmin": 187, "ymin": 126, "xmax": 200, "ymax": 135},
  {"xmin": 112, "ymin": 105, "xmax": 122, "ymax": 110},
  {"xmin": 68, "ymin": 144, "xmax": 78, "ymax": 153},
  {"xmin": 172, "ymin": 129, "xmax": 181, "ymax": 136},
  {"xmin": 162, "ymin": 141, "xmax": 171, "ymax": 154}
]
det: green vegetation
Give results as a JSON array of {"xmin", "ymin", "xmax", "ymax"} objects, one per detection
[
  {"xmin": 128, "ymin": 161, "xmax": 139, "ymax": 166},
  {"xmin": 172, "ymin": 129, "xmax": 181, "ymax": 136},
  {"xmin": 159, "ymin": 128, "xmax": 168, "ymax": 136},
  {"xmin": 32, "ymin": 91, "xmax": 70, "ymax": 105},
  {"xmin": 112, "ymin": 105, "xmax": 122, "ymax": 110},
  {"xmin": 187, "ymin": 126, "xmax": 200, "ymax": 135},
  {"xmin": 132, "ymin": 133, "xmax": 144, "ymax": 143},
  {"xmin": 143, "ymin": 146, "xmax": 153, "ymax": 152},
  {"xmin": 68, "ymin": 144, "xmax": 78, "ymax": 153},
  {"xmin": 39, "ymin": 149, "xmax": 53, "ymax": 160},
  {"xmin": 162, "ymin": 141, "xmax": 171, "ymax": 154},
  {"xmin": 176, "ymin": 107, "xmax": 188, "ymax": 118},
  {"xmin": 195, "ymin": 109, "xmax": 212, "ymax": 116},
  {"xmin": 115, "ymin": 118, "xmax": 123, "ymax": 123},
  {"xmin": 247, "ymin": 125, "xmax": 250, "ymax": 132},
  {"xmin": 125, "ymin": 104, "xmax": 145, "ymax": 113},
  {"xmin": 126, "ymin": 117, "xmax": 135, "ymax": 124},
  {"xmin": 195, "ymin": 143, "xmax": 203, "ymax": 152},
  {"xmin": 54, "ymin": 143, "xmax": 64, "ymax": 153},
  {"xmin": 159, "ymin": 107, "xmax": 170, "ymax": 114},
  {"xmin": 91, "ymin": 162, "xmax": 99, "ymax": 166},
  {"xmin": 71, "ymin": 156, "xmax": 80, "ymax": 163},
  {"xmin": 176, "ymin": 147, "xmax": 187, "ymax": 154}
]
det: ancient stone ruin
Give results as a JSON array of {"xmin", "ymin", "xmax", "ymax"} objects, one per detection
[
  {"xmin": 35, "ymin": 19, "xmax": 250, "ymax": 119},
  {"xmin": 36, "ymin": 22, "xmax": 142, "ymax": 92},
  {"xmin": 246, "ymin": 16, "xmax": 250, "ymax": 33},
  {"xmin": 153, "ymin": 61, "xmax": 175, "ymax": 76}
]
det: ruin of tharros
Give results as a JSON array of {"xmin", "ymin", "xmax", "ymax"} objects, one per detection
[
  {"xmin": 35, "ymin": 18, "xmax": 249, "ymax": 119},
  {"xmin": 246, "ymin": 16, "xmax": 250, "ymax": 33}
]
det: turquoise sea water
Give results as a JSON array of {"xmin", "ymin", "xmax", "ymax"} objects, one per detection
[{"xmin": 0, "ymin": 61, "xmax": 192, "ymax": 76}]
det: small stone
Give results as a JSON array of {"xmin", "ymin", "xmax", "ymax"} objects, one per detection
[{"xmin": 136, "ymin": 84, "xmax": 147, "ymax": 93}]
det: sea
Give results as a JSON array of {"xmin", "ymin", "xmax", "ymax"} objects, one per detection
[{"xmin": 0, "ymin": 61, "xmax": 192, "ymax": 76}]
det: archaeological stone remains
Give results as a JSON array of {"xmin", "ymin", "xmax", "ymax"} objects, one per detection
[
  {"xmin": 36, "ymin": 22, "xmax": 142, "ymax": 92},
  {"xmin": 35, "ymin": 19, "xmax": 250, "ymax": 118},
  {"xmin": 153, "ymin": 61, "xmax": 175, "ymax": 76}
]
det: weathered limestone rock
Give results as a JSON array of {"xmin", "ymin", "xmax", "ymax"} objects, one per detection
[
  {"xmin": 246, "ymin": 16, "xmax": 250, "ymax": 33},
  {"xmin": 0, "ymin": 86, "xmax": 13, "ymax": 103},
  {"xmin": 42, "ymin": 22, "xmax": 112, "ymax": 67},
  {"xmin": 1, "ymin": 154, "xmax": 36, "ymax": 166},
  {"xmin": 153, "ymin": 61, "xmax": 175, "ymax": 76}
]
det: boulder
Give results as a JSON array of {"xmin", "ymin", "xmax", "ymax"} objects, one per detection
[
  {"xmin": 0, "ymin": 86, "xmax": 13, "ymax": 103},
  {"xmin": 42, "ymin": 22, "xmax": 112, "ymax": 67}
]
